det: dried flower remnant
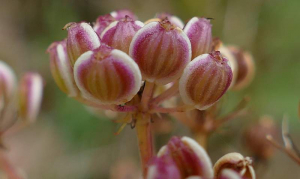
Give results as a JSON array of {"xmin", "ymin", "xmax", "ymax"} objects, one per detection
[
  {"xmin": 101, "ymin": 16, "xmax": 144, "ymax": 54},
  {"xmin": 110, "ymin": 9, "xmax": 138, "ymax": 21},
  {"xmin": 93, "ymin": 14, "xmax": 116, "ymax": 37},
  {"xmin": 214, "ymin": 153, "xmax": 256, "ymax": 179},
  {"xmin": 18, "ymin": 73, "xmax": 43, "ymax": 123},
  {"xmin": 184, "ymin": 17, "xmax": 212, "ymax": 59},
  {"xmin": 244, "ymin": 115, "xmax": 277, "ymax": 160},
  {"xmin": 47, "ymin": 40, "xmax": 79, "ymax": 97},
  {"xmin": 179, "ymin": 51, "xmax": 233, "ymax": 110},
  {"xmin": 130, "ymin": 20, "xmax": 191, "ymax": 84},
  {"xmin": 74, "ymin": 45, "xmax": 142, "ymax": 104},
  {"xmin": 64, "ymin": 22, "xmax": 101, "ymax": 66},
  {"xmin": 157, "ymin": 136, "xmax": 213, "ymax": 178},
  {"xmin": 155, "ymin": 13, "xmax": 184, "ymax": 29}
]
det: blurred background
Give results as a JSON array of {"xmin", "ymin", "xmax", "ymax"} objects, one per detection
[{"xmin": 1, "ymin": 0, "xmax": 300, "ymax": 178}]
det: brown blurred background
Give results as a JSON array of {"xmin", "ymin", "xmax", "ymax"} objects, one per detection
[{"xmin": 0, "ymin": 0, "xmax": 300, "ymax": 178}]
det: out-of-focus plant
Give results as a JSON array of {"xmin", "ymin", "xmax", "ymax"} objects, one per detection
[
  {"xmin": 47, "ymin": 9, "xmax": 257, "ymax": 178},
  {"xmin": 266, "ymin": 106, "xmax": 300, "ymax": 165},
  {"xmin": 0, "ymin": 61, "xmax": 44, "ymax": 179}
]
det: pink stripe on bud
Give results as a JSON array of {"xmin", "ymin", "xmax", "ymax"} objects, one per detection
[
  {"xmin": 147, "ymin": 156, "xmax": 181, "ymax": 179},
  {"xmin": 156, "ymin": 13, "xmax": 184, "ymax": 29},
  {"xmin": 158, "ymin": 136, "xmax": 213, "ymax": 178},
  {"xmin": 93, "ymin": 14, "xmax": 116, "ymax": 37},
  {"xmin": 64, "ymin": 22, "xmax": 101, "ymax": 66},
  {"xmin": 101, "ymin": 16, "xmax": 144, "ymax": 54},
  {"xmin": 0, "ymin": 61, "xmax": 17, "ymax": 103},
  {"xmin": 179, "ymin": 51, "xmax": 233, "ymax": 110},
  {"xmin": 129, "ymin": 20, "xmax": 191, "ymax": 84},
  {"xmin": 74, "ymin": 45, "xmax": 142, "ymax": 104},
  {"xmin": 110, "ymin": 9, "xmax": 137, "ymax": 21},
  {"xmin": 184, "ymin": 17, "xmax": 212, "ymax": 59},
  {"xmin": 47, "ymin": 40, "xmax": 79, "ymax": 97},
  {"xmin": 18, "ymin": 73, "xmax": 43, "ymax": 123}
]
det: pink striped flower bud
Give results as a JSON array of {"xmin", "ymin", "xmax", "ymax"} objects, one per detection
[
  {"xmin": 64, "ymin": 22, "xmax": 101, "ymax": 66},
  {"xmin": 101, "ymin": 16, "xmax": 144, "ymax": 54},
  {"xmin": 156, "ymin": 13, "xmax": 184, "ymax": 29},
  {"xmin": 0, "ymin": 61, "xmax": 17, "ymax": 103},
  {"xmin": 147, "ymin": 156, "xmax": 181, "ymax": 179},
  {"xmin": 129, "ymin": 20, "xmax": 191, "ymax": 84},
  {"xmin": 18, "ymin": 73, "xmax": 43, "ymax": 123},
  {"xmin": 93, "ymin": 14, "xmax": 116, "ymax": 37},
  {"xmin": 74, "ymin": 45, "xmax": 142, "ymax": 104},
  {"xmin": 110, "ymin": 9, "xmax": 137, "ymax": 21},
  {"xmin": 47, "ymin": 40, "xmax": 79, "ymax": 97},
  {"xmin": 179, "ymin": 51, "xmax": 233, "ymax": 110},
  {"xmin": 184, "ymin": 17, "xmax": 212, "ymax": 59},
  {"xmin": 157, "ymin": 136, "xmax": 213, "ymax": 178}
]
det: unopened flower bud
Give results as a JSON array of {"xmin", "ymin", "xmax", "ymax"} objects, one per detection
[
  {"xmin": 158, "ymin": 136, "xmax": 213, "ymax": 178},
  {"xmin": 47, "ymin": 40, "xmax": 79, "ymax": 97},
  {"xmin": 64, "ymin": 22, "xmax": 101, "ymax": 66},
  {"xmin": 93, "ymin": 14, "xmax": 116, "ymax": 36},
  {"xmin": 110, "ymin": 9, "xmax": 137, "ymax": 21},
  {"xmin": 74, "ymin": 45, "xmax": 142, "ymax": 104},
  {"xmin": 179, "ymin": 51, "xmax": 233, "ymax": 110},
  {"xmin": 18, "ymin": 73, "xmax": 43, "ymax": 123},
  {"xmin": 214, "ymin": 153, "xmax": 256, "ymax": 179},
  {"xmin": 227, "ymin": 46, "xmax": 255, "ymax": 90},
  {"xmin": 101, "ymin": 16, "xmax": 144, "ymax": 54},
  {"xmin": 147, "ymin": 156, "xmax": 181, "ymax": 179},
  {"xmin": 184, "ymin": 17, "xmax": 212, "ymax": 59},
  {"xmin": 0, "ymin": 61, "xmax": 17, "ymax": 103},
  {"xmin": 156, "ymin": 13, "xmax": 184, "ymax": 29},
  {"xmin": 129, "ymin": 20, "xmax": 191, "ymax": 84},
  {"xmin": 219, "ymin": 169, "xmax": 242, "ymax": 179},
  {"xmin": 216, "ymin": 44, "xmax": 238, "ymax": 89}
]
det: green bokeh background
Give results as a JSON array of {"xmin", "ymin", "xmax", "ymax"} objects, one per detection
[{"xmin": 1, "ymin": 0, "xmax": 299, "ymax": 178}]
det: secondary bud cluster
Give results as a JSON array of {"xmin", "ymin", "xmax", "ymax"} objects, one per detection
[
  {"xmin": 0, "ymin": 61, "xmax": 43, "ymax": 131},
  {"xmin": 147, "ymin": 136, "xmax": 256, "ymax": 179}
]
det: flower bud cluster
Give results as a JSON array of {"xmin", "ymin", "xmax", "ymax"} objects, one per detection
[
  {"xmin": 0, "ymin": 61, "xmax": 44, "ymax": 133},
  {"xmin": 147, "ymin": 136, "xmax": 256, "ymax": 179},
  {"xmin": 47, "ymin": 9, "xmax": 252, "ymax": 110}
]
